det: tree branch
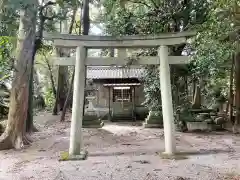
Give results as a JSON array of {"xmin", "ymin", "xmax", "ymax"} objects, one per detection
[
  {"xmin": 149, "ymin": 0, "xmax": 159, "ymax": 8},
  {"xmin": 69, "ymin": 8, "xmax": 77, "ymax": 34},
  {"xmin": 41, "ymin": 1, "xmax": 57, "ymax": 11},
  {"xmin": 39, "ymin": 1, "xmax": 58, "ymax": 21},
  {"xmin": 127, "ymin": 0, "xmax": 151, "ymax": 8},
  {"xmin": 36, "ymin": 1, "xmax": 57, "ymax": 40}
]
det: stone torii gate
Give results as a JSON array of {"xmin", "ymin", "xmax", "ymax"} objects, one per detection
[{"xmin": 44, "ymin": 31, "xmax": 194, "ymax": 158}]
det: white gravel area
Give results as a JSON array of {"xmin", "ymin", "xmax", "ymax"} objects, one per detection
[{"xmin": 0, "ymin": 112, "xmax": 240, "ymax": 180}]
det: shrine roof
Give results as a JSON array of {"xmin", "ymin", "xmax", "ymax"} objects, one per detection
[{"xmin": 86, "ymin": 66, "xmax": 144, "ymax": 79}]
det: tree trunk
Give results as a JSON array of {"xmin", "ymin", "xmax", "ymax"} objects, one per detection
[
  {"xmin": 33, "ymin": 69, "xmax": 45, "ymax": 108},
  {"xmin": 192, "ymin": 85, "xmax": 201, "ymax": 109},
  {"xmin": 60, "ymin": 69, "xmax": 75, "ymax": 122},
  {"xmin": 46, "ymin": 59, "xmax": 57, "ymax": 98},
  {"xmin": 60, "ymin": 2, "xmax": 89, "ymax": 121},
  {"xmin": 26, "ymin": 61, "xmax": 35, "ymax": 132},
  {"xmin": 184, "ymin": 75, "xmax": 188, "ymax": 98},
  {"xmin": 192, "ymin": 77, "xmax": 197, "ymax": 103},
  {"xmin": 82, "ymin": 0, "xmax": 90, "ymax": 35},
  {"xmin": 25, "ymin": 1, "xmax": 52, "ymax": 132},
  {"xmin": 233, "ymin": 52, "xmax": 240, "ymax": 133},
  {"xmin": 26, "ymin": 40, "xmax": 39, "ymax": 132},
  {"xmin": 228, "ymin": 54, "xmax": 234, "ymax": 124},
  {"xmin": 52, "ymin": 9, "xmax": 77, "ymax": 115},
  {"xmin": 0, "ymin": 1, "xmax": 38, "ymax": 150},
  {"xmin": 54, "ymin": 8, "xmax": 78, "ymax": 118},
  {"xmin": 52, "ymin": 64, "xmax": 69, "ymax": 115},
  {"xmin": 82, "ymin": 0, "xmax": 90, "ymax": 117}
]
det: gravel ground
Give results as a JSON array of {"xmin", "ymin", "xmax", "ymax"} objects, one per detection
[{"xmin": 0, "ymin": 112, "xmax": 240, "ymax": 180}]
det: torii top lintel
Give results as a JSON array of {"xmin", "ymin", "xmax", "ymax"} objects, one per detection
[{"xmin": 43, "ymin": 31, "xmax": 195, "ymax": 48}]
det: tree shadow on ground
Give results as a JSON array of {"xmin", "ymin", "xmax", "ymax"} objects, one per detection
[
  {"xmin": 88, "ymin": 148, "xmax": 233, "ymax": 158},
  {"xmin": 102, "ymin": 120, "xmax": 144, "ymax": 127},
  {"xmin": 88, "ymin": 149, "xmax": 159, "ymax": 157},
  {"xmin": 184, "ymin": 130, "xmax": 240, "ymax": 136},
  {"xmin": 176, "ymin": 148, "xmax": 234, "ymax": 156}
]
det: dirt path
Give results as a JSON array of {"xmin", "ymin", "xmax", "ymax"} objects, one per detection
[{"xmin": 0, "ymin": 112, "xmax": 240, "ymax": 180}]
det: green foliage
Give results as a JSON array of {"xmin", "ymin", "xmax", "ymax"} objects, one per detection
[
  {"xmin": 0, "ymin": 0, "xmax": 18, "ymax": 116},
  {"xmin": 102, "ymin": 0, "xmax": 210, "ymax": 113},
  {"xmin": 0, "ymin": 37, "xmax": 15, "ymax": 80},
  {"xmin": 0, "ymin": 83, "xmax": 10, "ymax": 117},
  {"xmin": 0, "ymin": 0, "xmax": 19, "ymax": 36},
  {"xmin": 0, "ymin": 0, "xmax": 81, "ymax": 118},
  {"xmin": 102, "ymin": 0, "xmax": 240, "ymax": 113},
  {"xmin": 191, "ymin": 0, "xmax": 239, "ymax": 106},
  {"xmin": 0, "ymin": 37, "xmax": 15, "ymax": 116},
  {"xmin": 44, "ymin": 87, "xmax": 55, "ymax": 109},
  {"xmin": 103, "ymin": 0, "xmax": 210, "ymax": 36},
  {"xmin": 142, "ymin": 65, "xmax": 161, "ymax": 111}
]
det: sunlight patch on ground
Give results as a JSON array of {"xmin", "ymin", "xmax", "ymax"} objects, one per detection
[{"xmin": 101, "ymin": 124, "xmax": 141, "ymax": 135}]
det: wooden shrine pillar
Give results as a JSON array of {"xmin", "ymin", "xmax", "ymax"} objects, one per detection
[
  {"xmin": 108, "ymin": 86, "xmax": 111, "ymax": 120},
  {"xmin": 132, "ymin": 86, "xmax": 136, "ymax": 121},
  {"xmin": 69, "ymin": 46, "xmax": 86, "ymax": 156},
  {"xmin": 158, "ymin": 45, "xmax": 176, "ymax": 155}
]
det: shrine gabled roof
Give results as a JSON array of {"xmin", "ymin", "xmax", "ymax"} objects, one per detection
[{"xmin": 86, "ymin": 66, "xmax": 144, "ymax": 79}]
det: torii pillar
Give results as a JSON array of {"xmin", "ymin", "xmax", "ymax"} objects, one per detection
[
  {"xmin": 159, "ymin": 45, "xmax": 176, "ymax": 155},
  {"xmin": 69, "ymin": 46, "xmax": 86, "ymax": 157}
]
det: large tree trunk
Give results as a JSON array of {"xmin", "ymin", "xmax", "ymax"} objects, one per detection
[{"xmin": 0, "ymin": 1, "xmax": 38, "ymax": 150}]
